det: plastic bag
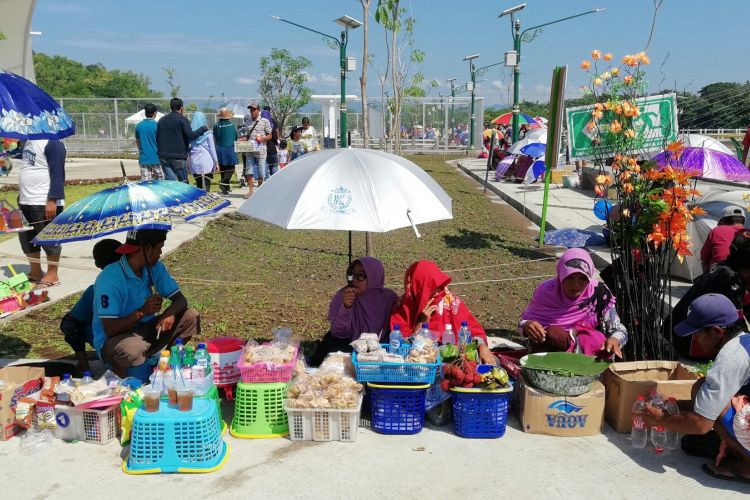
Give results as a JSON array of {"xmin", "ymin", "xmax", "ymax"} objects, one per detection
[
  {"xmin": 272, "ymin": 327, "xmax": 293, "ymax": 349},
  {"xmin": 320, "ymin": 351, "xmax": 355, "ymax": 377},
  {"xmin": 119, "ymin": 389, "xmax": 143, "ymax": 447}
]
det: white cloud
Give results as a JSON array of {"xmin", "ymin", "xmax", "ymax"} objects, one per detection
[
  {"xmin": 62, "ymin": 31, "xmax": 253, "ymax": 55},
  {"xmin": 235, "ymin": 77, "xmax": 256, "ymax": 85},
  {"xmin": 319, "ymin": 73, "xmax": 339, "ymax": 85},
  {"xmin": 301, "ymin": 72, "xmax": 318, "ymax": 83}
]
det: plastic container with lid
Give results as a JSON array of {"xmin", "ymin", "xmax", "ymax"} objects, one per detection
[{"xmin": 205, "ymin": 337, "xmax": 245, "ymax": 399}]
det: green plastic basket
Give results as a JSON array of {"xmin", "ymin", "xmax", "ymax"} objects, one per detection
[{"xmin": 230, "ymin": 382, "xmax": 288, "ymax": 438}]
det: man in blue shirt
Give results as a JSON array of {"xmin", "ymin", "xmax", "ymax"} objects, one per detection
[
  {"xmin": 134, "ymin": 103, "xmax": 163, "ymax": 180},
  {"xmin": 93, "ymin": 229, "xmax": 199, "ymax": 377},
  {"xmin": 60, "ymin": 238, "xmax": 121, "ymax": 373}
]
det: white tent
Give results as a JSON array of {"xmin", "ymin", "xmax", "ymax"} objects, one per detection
[
  {"xmin": 0, "ymin": 0, "xmax": 37, "ymax": 82},
  {"xmin": 125, "ymin": 110, "xmax": 165, "ymax": 125}
]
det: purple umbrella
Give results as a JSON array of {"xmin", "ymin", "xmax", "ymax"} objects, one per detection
[{"xmin": 652, "ymin": 147, "xmax": 750, "ymax": 182}]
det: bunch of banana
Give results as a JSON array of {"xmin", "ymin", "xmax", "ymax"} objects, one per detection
[{"xmin": 480, "ymin": 366, "xmax": 509, "ymax": 389}]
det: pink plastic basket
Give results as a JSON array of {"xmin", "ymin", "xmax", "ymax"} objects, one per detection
[{"xmin": 236, "ymin": 343, "xmax": 299, "ymax": 383}]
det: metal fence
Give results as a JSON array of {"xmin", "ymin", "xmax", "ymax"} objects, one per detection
[{"xmin": 56, "ymin": 96, "xmax": 484, "ymax": 155}]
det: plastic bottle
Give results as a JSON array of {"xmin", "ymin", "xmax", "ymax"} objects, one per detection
[
  {"xmin": 169, "ymin": 345, "xmax": 181, "ymax": 371},
  {"xmin": 664, "ymin": 397, "xmax": 680, "ymax": 450},
  {"xmin": 630, "ymin": 395, "xmax": 648, "ymax": 448},
  {"xmin": 419, "ymin": 323, "xmax": 432, "ymax": 340},
  {"xmin": 80, "ymin": 371, "xmax": 94, "ymax": 385},
  {"xmin": 181, "ymin": 346, "xmax": 195, "ymax": 380},
  {"xmin": 18, "ymin": 429, "xmax": 53, "ymax": 455},
  {"xmin": 442, "ymin": 324, "xmax": 456, "ymax": 346},
  {"xmin": 56, "ymin": 373, "xmax": 75, "ymax": 405},
  {"xmin": 389, "ymin": 325, "xmax": 403, "ymax": 353},
  {"xmin": 158, "ymin": 350, "xmax": 170, "ymax": 371},
  {"xmin": 175, "ymin": 338, "xmax": 186, "ymax": 364},
  {"xmin": 458, "ymin": 321, "xmax": 472, "ymax": 349},
  {"xmin": 194, "ymin": 343, "xmax": 211, "ymax": 375},
  {"xmin": 649, "ymin": 392, "xmax": 666, "ymax": 453}
]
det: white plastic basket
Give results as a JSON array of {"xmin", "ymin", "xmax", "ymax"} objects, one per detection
[
  {"xmin": 45, "ymin": 404, "xmax": 119, "ymax": 445},
  {"xmin": 285, "ymin": 395, "xmax": 363, "ymax": 442}
]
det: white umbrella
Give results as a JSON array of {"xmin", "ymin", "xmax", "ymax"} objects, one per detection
[
  {"xmin": 217, "ymin": 100, "xmax": 249, "ymax": 118},
  {"xmin": 125, "ymin": 109, "xmax": 164, "ymax": 125},
  {"xmin": 238, "ymin": 148, "xmax": 453, "ymax": 260},
  {"xmin": 508, "ymin": 131, "xmax": 547, "ymax": 155},
  {"xmin": 678, "ymin": 133, "xmax": 733, "ymax": 156}
]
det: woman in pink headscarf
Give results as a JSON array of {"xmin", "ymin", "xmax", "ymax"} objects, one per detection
[{"xmin": 520, "ymin": 248, "xmax": 627, "ymax": 358}]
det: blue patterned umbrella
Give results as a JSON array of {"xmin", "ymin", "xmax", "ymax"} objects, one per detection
[
  {"xmin": 32, "ymin": 180, "xmax": 229, "ymax": 245},
  {"xmin": 543, "ymin": 228, "xmax": 605, "ymax": 248},
  {"xmin": 0, "ymin": 70, "xmax": 76, "ymax": 140},
  {"xmin": 520, "ymin": 142, "xmax": 546, "ymax": 158}
]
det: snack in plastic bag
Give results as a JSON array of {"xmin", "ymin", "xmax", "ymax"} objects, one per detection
[
  {"xmin": 287, "ymin": 371, "xmax": 363, "ymax": 409},
  {"xmin": 382, "ymin": 353, "xmax": 405, "ymax": 363},
  {"xmin": 243, "ymin": 341, "xmax": 297, "ymax": 365},
  {"xmin": 39, "ymin": 376, "xmax": 59, "ymax": 403},
  {"xmin": 36, "ymin": 401, "xmax": 57, "ymax": 429},
  {"xmin": 320, "ymin": 352, "xmax": 355, "ymax": 377},
  {"xmin": 15, "ymin": 398, "xmax": 36, "ymax": 429},
  {"xmin": 120, "ymin": 389, "xmax": 144, "ymax": 447}
]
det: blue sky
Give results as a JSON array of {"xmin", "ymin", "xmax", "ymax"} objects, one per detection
[{"xmin": 31, "ymin": 0, "xmax": 748, "ymax": 106}]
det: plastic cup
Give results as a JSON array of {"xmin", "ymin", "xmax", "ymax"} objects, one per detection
[
  {"xmin": 164, "ymin": 378, "xmax": 178, "ymax": 405},
  {"xmin": 142, "ymin": 389, "xmax": 160, "ymax": 412},
  {"xmin": 177, "ymin": 389, "xmax": 194, "ymax": 411}
]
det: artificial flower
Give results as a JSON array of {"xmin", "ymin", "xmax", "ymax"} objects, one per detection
[
  {"xmin": 581, "ymin": 60, "xmax": 592, "ymax": 70},
  {"xmin": 611, "ymin": 67, "xmax": 620, "ymax": 76},
  {"xmin": 625, "ymin": 129, "xmax": 636, "ymax": 139},
  {"xmin": 623, "ymin": 75, "xmax": 634, "ymax": 85},
  {"xmin": 594, "ymin": 78, "xmax": 603, "ymax": 86},
  {"xmin": 591, "ymin": 50, "xmax": 601, "ymax": 60},
  {"xmin": 603, "ymin": 52, "xmax": 613, "ymax": 61},
  {"xmin": 609, "ymin": 120, "xmax": 622, "ymax": 133}
]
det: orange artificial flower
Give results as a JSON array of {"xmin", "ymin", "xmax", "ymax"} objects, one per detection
[
  {"xmin": 594, "ymin": 77, "xmax": 603, "ymax": 86},
  {"xmin": 594, "ymin": 185, "xmax": 604, "ymax": 196},
  {"xmin": 603, "ymin": 52, "xmax": 613, "ymax": 61},
  {"xmin": 591, "ymin": 50, "xmax": 601, "ymax": 60},
  {"xmin": 586, "ymin": 121, "xmax": 596, "ymax": 131},
  {"xmin": 581, "ymin": 60, "xmax": 592, "ymax": 70},
  {"xmin": 622, "ymin": 54, "xmax": 638, "ymax": 67},
  {"xmin": 623, "ymin": 183, "xmax": 634, "ymax": 194},
  {"xmin": 625, "ymin": 129, "xmax": 636, "ymax": 139},
  {"xmin": 666, "ymin": 140, "xmax": 684, "ymax": 157},
  {"xmin": 592, "ymin": 109, "xmax": 604, "ymax": 120},
  {"xmin": 594, "ymin": 102, "xmax": 604, "ymax": 111},
  {"xmin": 636, "ymin": 52, "xmax": 650, "ymax": 65},
  {"xmin": 611, "ymin": 67, "xmax": 620, "ymax": 76},
  {"xmin": 633, "ymin": 164, "xmax": 641, "ymax": 174},
  {"xmin": 603, "ymin": 101, "xmax": 613, "ymax": 111},
  {"xmin": 614, "ymin": 105, "xmax": 623, "ymax": 115},
  {"xmin": 609, "ymin": 120, "xmax": 622, "ymax": 133},
  {"xmin": 623, "ymin": 75, "xmax": 634, "ymax": 85},
  {"xmin": 596, "ymin": 174, "xmax": 609, "ymax": 185}
]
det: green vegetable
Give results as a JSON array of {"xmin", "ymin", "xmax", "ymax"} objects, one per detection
[
  {"xmin": 440, "ymin": 344, "xmax": 459, "ymax": 360},
  {"xmin": 523, "ymin": 352, "xmax": 611, "ymax": 377},
  {"xmin": 464, "ymin": 342, "xmax": 478, "ymax": 362}
]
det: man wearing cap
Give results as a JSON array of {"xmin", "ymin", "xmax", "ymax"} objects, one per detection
[
  {"xmin": 156, "ymin": 98, "xmax": 209, "ymax": 183},
  {"xmin": 92, "ymin": 229, "xmax": 199, "ymax": 377},
  {"xmin": 701, "ymin": 205, "xmax": 747, "ymax": 272},
  {"xmin": 645, "ymin": 293, "xmax": 750, "ymax": 483},
  {"xmin": 237, "ymin": 101, "xmax": 272, "ymax": 198}
]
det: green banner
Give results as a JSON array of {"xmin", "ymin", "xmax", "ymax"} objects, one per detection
[{"xmin": 566, "ymin": 93, "xmax": 678, "ymax": 159}]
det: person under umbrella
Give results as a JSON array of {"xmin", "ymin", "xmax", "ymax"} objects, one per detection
[
  {"xmin": 701, "ymin": 206, "xmax": 747, "ymax": 273},
  {"xmin": 188, "ymin": 111, "xmax": 218, "ymax": 192}
]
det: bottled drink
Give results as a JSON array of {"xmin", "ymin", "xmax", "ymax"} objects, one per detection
[
  {"xmin": 194, "ymin": 343, "xmax": 210, "ymax": 378},
  {"xmin": 169, "ymin": 345, "xmax": 181, "ymax": 371},
  {"xmin": 630, "ymin": 395, "xmax": 648, "ymax": 449},
  {"xmin": 649, "ymin": 392, "xmax": 666, "ymax": 453},
  {"xmin": 56, "ymin": 374, "xmax": 75, "ymax": 405},
  {"xmin": 419, "ymin": 323, "xmax": 432, "ymax": 340},
  {"xmin": 80, "ymin": 371, "xmax": 94, "ymax": 385},
  {"xmin": 182, "ymin": 346, "xmax": 195, "ymax": 380},
  {"xmin": 664, "ymin": 397, "xmax": 680, "ymax": 450},
  {"xmin": 175, "ymin": 338, "xmax": 186, "ymax": 364},
  {"xmin": 442, "ymin": 324, "xmax": 456, "ymax": 345},
  {"xmin": 389, "ymin": 325, "xmax": 403, "ymax": 353},
  {"xmin": 458, "ymin": 321, "xmax": 471, "ymax": 349},
  {"xmin": 158, "ymin": 350, "xmax": 170, "ymax": 371}
]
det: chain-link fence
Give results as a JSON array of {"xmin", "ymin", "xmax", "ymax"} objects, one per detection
[{"xmin": 57, "ymin": 96, "xmax": 484, "ymax": 155}]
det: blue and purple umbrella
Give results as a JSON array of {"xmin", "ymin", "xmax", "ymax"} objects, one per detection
[
  {"xmin": 0, "ymin": 70, "xmax": 76, "ymax": 140},
  {"xmin": 520, "ymin": 142, "xmax": 546, "ymax": 158},
  {"xmin": 652, "ymin": 147, "xmax": 750, "ymax": 182}
]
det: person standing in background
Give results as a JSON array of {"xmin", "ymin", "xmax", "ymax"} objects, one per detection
[
  {"xmin": 156, "ymin": 98, "xmax": 208, "ymax": 183},
  {"xmin": 237, "ymin": 102, "xmax": 272, "ymax": 198},
  {"xmin": 213, "ymin": 108, "xmax": 239, "ymax": 195},
  {"xmin": 299, "ymin": 116, "xmax": 318, "ymax": 152},
  {"xmin": 262, "ymin": 106, "xmax": 280, "ymax": 176},
  {"xmin": 188, "ymin": 111, "xmax": 218, "ymax": 191},
  {"xmin": 134, "ymin": 103, "xmax": 163, "ymax": 180},
  {"xmin": 17, "ymin": 139, "xmax": 66, "ymax": 288}
]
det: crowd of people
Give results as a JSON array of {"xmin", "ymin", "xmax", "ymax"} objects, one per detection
[{"xmin": 134, "ymin": 98, "xmax": 318, "ymax": 198}]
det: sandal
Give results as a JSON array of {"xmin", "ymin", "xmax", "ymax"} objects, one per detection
[
  {"xmin": 702, "ymin": 463, "xmax": 750, "ymax": 485},
  {"xmin": 34, "ymin": 280, "xmax": 61, "ymax": 290}
]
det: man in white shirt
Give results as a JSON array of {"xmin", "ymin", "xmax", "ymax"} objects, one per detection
[{"xmin": 17, "ymin": 139, "xmax": 66, "ymax": 288}]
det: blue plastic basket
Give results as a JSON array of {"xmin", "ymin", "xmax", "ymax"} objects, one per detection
[
  {"xmin": 123, "ymin": 398, "xmax": 228, "ymax": 474},
  {"xmin": 450, "ymin": 383, "xmax": 513, "ymax": 439},
  {"xmin": 352, "ymin": 344, "xmax": 441, "ymax": 384},
  {"xmin": 368, "ymin": 383, "xmax": 429, "ymax": 435}
]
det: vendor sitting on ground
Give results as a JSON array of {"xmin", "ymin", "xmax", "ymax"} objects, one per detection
[
  {"xmin": 700, "ymin": 205, "xmax": 747, "ymax": 273},
  {"xmin": 93, "ymin": 229, "xmax": 200, "ymax": 377},
  {"xmin": 520, "ymin": 248, "xmax": 627, "ymax": 358},
  {"xmin": 666, "ymin": 231, "xmax": 750, "ymax": 360},
  {"xmin": 311, "ymin": 257, "xmax": 398, "ymax": 366},
  {"xmin": 644, "ymin": 293, "xmax": 750, "ymax": 484},
  {"xmin": 390, "ymin": 260, "xmax": 496, "ymax": 365},
  {"xmin": 59, "ymin": 238, "xmax": 121, "ymax": 373}
]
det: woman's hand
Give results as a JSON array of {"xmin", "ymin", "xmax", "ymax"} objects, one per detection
[
  {"xmin": 602, "ymin": 337, "xmax": 623, "ymax": 359},
  {"xmin": 341, "ymin": 287, "xmax": 356, "ymax": 308},
  {"xmin": 523, "ymin": 320, "xmax": 546, "ymax": 343},
  {"xmin": 478, "ymin": 344, "xmax": 497, "ymax": 365},
  {"xmin": 416, "ymin": 302, "xmax": 438, "ymax": 324}
]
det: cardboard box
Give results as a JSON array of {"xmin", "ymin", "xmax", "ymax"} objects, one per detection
[
  {"xmin": 517, "ymin": 375, "xmax": 605, "ymax": 437},
  {"xmin": 0, "ymin": 366, "xmax": 45, "ymax": 440},
  {"xmin": 601, "ymin": 361, "xmax": 698, "ymax": 433}
]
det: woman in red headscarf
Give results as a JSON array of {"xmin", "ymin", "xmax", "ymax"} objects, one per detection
[{"xmin": 390, "ymin": 260, "xmax": 495, "ymax": 364}]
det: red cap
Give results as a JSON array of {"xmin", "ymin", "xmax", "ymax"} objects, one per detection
[{"xmin": 115, "ymin": 242, "xmax": 141, "ymax": 255}]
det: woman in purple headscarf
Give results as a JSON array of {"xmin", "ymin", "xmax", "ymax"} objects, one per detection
[
  {"xmin": 311, "ymin": 257, "xmax": 399, "ymax": 366},
  {"xmin": 519, "ymin": 248, "xmax": 627, "ymax": 358}
]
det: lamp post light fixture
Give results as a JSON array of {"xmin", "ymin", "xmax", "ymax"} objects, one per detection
[
  {"xmin": 272, "ymin": 14, "xmax": 361, "ymax": 148},
  {"xmin": 499, "ymin": 5, "xmax": 604, "ymax": 142},
  {"xmin": 447, "ymin": 78, "xmax": 457, "ymax": 138},
  {"xmin": 463, "ymin": 54, "xmax": 480, "ymax": 148}
]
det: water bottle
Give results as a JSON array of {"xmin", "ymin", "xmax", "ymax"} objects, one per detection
[
  {"xmin": 194, "ymin": 343, "xmax": 210, "ymax": 377},
  {"xmin": 630, "ymin": 395, "xmax": 648, "ymax": 449},
  {"xmin": 175, "ymin": 338, "xmax": 186, "ymax": 364},
  {"xmin": 80, "ymin": 371, "xmax": 94, "ymax": 385},
  {"xmin": 56, "ymin": 373, "xmax": 75, "ymax": 405},
  {"xmin": 419, "ymin": 323, "xmax": 432, "ymax": 340},
  {"xmin": 458, "ymin": 321, "xmax": 471, "ymax": 349},
  {"xmin": 442, "ymin": 324, "xmax": 456, "ymax": 345},
  {"xmin": 664, "ymin": 397, "xmax": 680, "ymax": 450},
  {"xmin": 169, "ymin": 345, "xmax": 181, "ymax": 371},
  {"xmin": 389, "ymin": 325, "xmax": 403, "ymax": 353},
  {"xmin": 649, "ymin": 392, "xmax": 666, "ymax": 453}
]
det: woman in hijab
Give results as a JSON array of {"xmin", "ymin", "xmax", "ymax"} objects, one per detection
[
  {"xmin": 311, "ymin": 257, "xmax": 399, "ymax": 366},
  {"xmin": 520, "ymin": 248, "xmax": 627, "ymax": 357},
  {"xmin": 188, "ymin": 111, "xmax": 218, "ymax": 191},
  {"xmin": 390, "ymin": 260, "xmax": 495, "ymax": 364}
]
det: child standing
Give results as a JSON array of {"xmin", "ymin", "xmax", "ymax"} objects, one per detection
[{"xmin": 278, "ymin": 140, "xmax": 289, "ymax": 169}]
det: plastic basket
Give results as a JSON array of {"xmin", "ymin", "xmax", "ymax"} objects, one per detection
[
  {"xmin": 368, "ymin": 383, "xmax": 429, "ymax": 435},
  {"xmin": 48, "ymin": 404, "xmax": 119, "ymax": 444},
  {"xmin": 425, "ymin": 382, "xmax": 451, "ymax": 411},
  {"xmin": 450, "ymin": 383, "xmax": 513, "ymax": 439},
  {"xmin": 285, "ymin": 395, "xmax": 363, "ymax": 442},
  {"xmin": 230, "ymin": 382, "xmax": 288, "ymax": 438},
  {"xmin": 236, "ymin": 344, "xmax": 299, "ymax": 383},
  {"xmin": 352, "ymin": 344, "xmax": 441, "ymax": 384},
  {"xmin": 124, "ymin": 398, "xmax": 228, "ymax": 474}
]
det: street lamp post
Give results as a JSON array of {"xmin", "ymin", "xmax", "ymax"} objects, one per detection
[
  {"xmin": 463, "ymin": 54, "xmax": 480, "ymax": 148},
  {"xmin": 272, "ymin": 15, "xmax": 361, "ymax": 148},
  {"xmin": 499, "ymin": 6, "xmax": 605, "ymax": 143},
  {"xmin": 446, "ymin": 78, "xmax": 457, "ymax": 142}
]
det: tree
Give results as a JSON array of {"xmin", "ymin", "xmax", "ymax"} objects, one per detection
[
  {"xmin": 359, "ymin": 0, "xmax": 372, "ymax": 149},
  {"xmin": 163, "ymin": 66, "xmax": 182, "ymax": 99},
  {"xmin": 257, "ymin": 48, "xmax": 313, "ymax": 135}
]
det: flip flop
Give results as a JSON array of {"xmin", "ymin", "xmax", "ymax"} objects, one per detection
[
  {"xmin": 702, "ymin": 463, "xmax": 750, "ymax": 485},
  {"xmin": 34, "ymin": 280, "xmax": 61, "ymax": 290}
]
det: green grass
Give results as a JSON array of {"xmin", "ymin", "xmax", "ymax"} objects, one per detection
[{"xmin": 1, "ymin": 156, "xmax": 555, "ymax": 359}]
